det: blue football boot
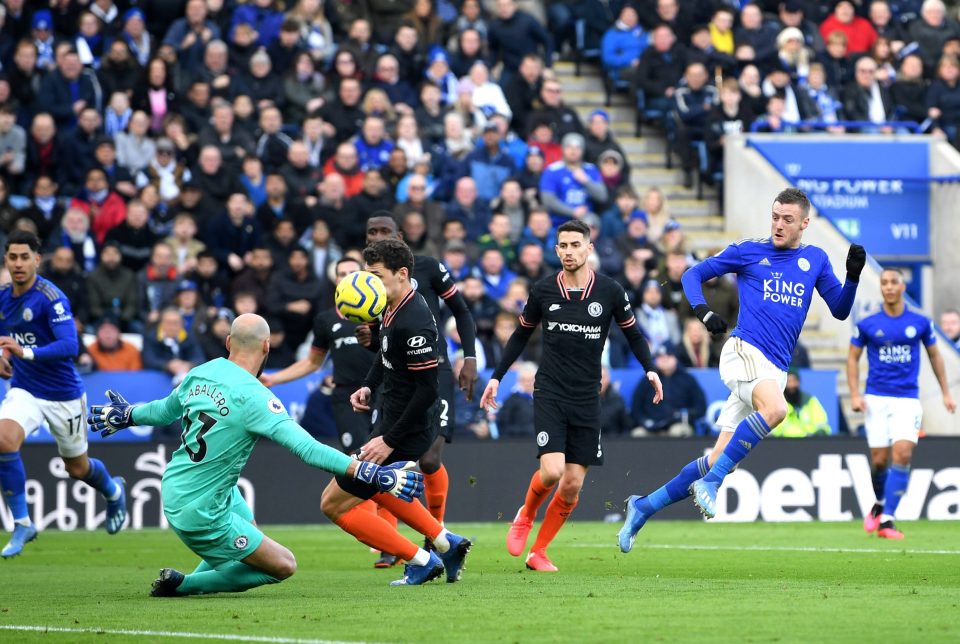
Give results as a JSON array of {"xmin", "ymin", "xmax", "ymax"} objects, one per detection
[
  {"xmin": 389, "ymin": 551, "xmax": 444, "ymax": 586},
  {"xmin": 618, "ymin": 495, "xmax": 651, "ymax": 553},
  {"xmin": 105, "ymin": 477, "xmax": 127, "ymax": 535},
  {"xmin": 1, "ymin": 523, "xmax": 38, "ymax": 558},
  {"xmin": 438, "ymin": 533, "xmax": 472, "ymax": 583},
  {"xmin": 691, "ymin": 479, "xmax": 718, "ymax": 519}
]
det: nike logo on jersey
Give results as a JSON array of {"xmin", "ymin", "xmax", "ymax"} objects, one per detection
[
  {"xmin": 549, "ymin": 304, "xmax": 561, "ymax": 311},
  {"xmin": 759, "ymin": 258, "xmax": 771, "ymax": 266}
]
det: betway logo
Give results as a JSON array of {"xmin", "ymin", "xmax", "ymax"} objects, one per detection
[
  {"xmin": 713, "ymin": 453, "xmax": 960, "ymax": 522},
  {"xmin": 546, "ymin": 322, "xmax": 601, "ymax": 334}
]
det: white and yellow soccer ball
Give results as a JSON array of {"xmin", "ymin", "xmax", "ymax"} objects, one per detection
[{"xmin": 335, "ymin": 270, "xmax": 388, "ymax": 323}]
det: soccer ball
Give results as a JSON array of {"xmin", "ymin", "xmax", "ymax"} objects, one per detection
[{"xmin": 335, "ymin": 271, "xmax": 388, "ymax": 323}]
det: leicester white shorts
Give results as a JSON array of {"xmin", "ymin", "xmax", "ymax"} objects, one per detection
[
  {"xmin": 715, "ymin": 337, "xmax": 788, "ymax": 433},
  {"xmin": 863, "ymin": 394, "xmax": 922, "ymax": 449},
  {"xmin": 0, "ymin": 388, "xmax": 88, "ymax": 458}
]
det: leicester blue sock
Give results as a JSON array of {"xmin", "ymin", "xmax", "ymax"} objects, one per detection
[
  {"xmin": 82, "ymin": 458, "xmax": 121, "ymax": 501},
  {"xmin": 703, "ymin": 412, "xmax": 771, "ymax": 484},
  {"xmin": 640, "ymin": 456, "xmax": 711, "ymax": 515},
  {"xmin": 881, "ymin": 463, "xmax": 910, "ymax": 519},
  {"xmin": 871, "ymin": 466, "xmax": 888, "ymax": 503},
  {"xmin": 0, "ymin": 451, "xmax": 29, "ymax": 523}
]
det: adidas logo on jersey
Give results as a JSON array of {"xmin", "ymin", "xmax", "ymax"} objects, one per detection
[
  {"xmin": 875, "ymin": 329, "xmax": 885, "ymax": 337},
  {"xmin": 759, "ymin": 258, "xmax": 771, "ymax": 266}
]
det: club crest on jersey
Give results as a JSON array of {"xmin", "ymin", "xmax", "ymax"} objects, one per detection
[
  {"xmin": 332, "ymin": 323, "xmax": 342, "ymax": 332},
  {"xmin": 797, "ymin": 258, "xmax": 810, "ymax": 272},
  {"xmin": 905, "ymin": 325, "xmax": 917, "ymax": 338},
  {"xmin": 381, "ymin": 336, "xmax": 388, "ymax": 352},
  {"xmin": 22, "ymin": 308, "xmax": 32, "ymax": 322},
  {"xmin": 234, "ymin": 535, "xmax": 249, "ymax": 549},
  {"xmin": 268, "ymin": 398, "xmax": 285, "ymax": 414},
  {"xmin": 537, "ymin": 431, "xmax": 549, "ymax": 447},
  {"xmin": 588, "ymin": 302, "xmax": 603, "ymax": 317}
]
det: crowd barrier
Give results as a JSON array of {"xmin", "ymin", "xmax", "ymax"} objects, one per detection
[
  {"xmin": 19, "ymin": 368, "xmax": 840, "ymax": 445},
  {"xmin": 6, "ymin": 436, "xmax": 959, "ymax": 529}
]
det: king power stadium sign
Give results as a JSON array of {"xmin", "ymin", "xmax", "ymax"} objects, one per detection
[{"xmin": 2, "ymin": 440, "xmax": 959, "ymax": 530}]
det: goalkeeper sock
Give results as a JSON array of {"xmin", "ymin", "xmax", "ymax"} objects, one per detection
[
  {"xmin": 520, "ymin": 470, "xmax": 555, "ymax": 521},
  {"xmin": 373, "ymin": 493, "xmax": 444, "ymax": 548},
  {"xmin": 641, "ymin": 455, "xmax": 711, "ymax": 515},
  {"xmin": 0, "ymin": 451, "xmax": 29, "ymax": 523},
  {"xmin": 531, "ymin": 495, "xmax": 577, "ymax": 553},
  {"xmin": 177, "ymin": 561, "xmax": 279, "ymax": 595},
  {"xmin": 81, "ymin": 458, "xmax": 120, "ymax": 500},
  {"xmin": 335, "ymin": 505, "xmax": 419, "ymax": 561},
  {"xmin": 423, "ymin": 465, "xmax": 449, "ymax": 523},
  {"xmin": 377, "ymin": 504, "xmax": 398, "ymax": 529},
  {"xmin": 871, "ymin": 466, "xmax": 888, "ymax": 504},
  {"xmin": 192, "ymin": 560, "xmax": 214, "ymax": 574},
  {"xmin": 703, "ymin": 412, "xmax": 771, "ymax": 484},
  {"xmin": 881, "ymin": 463, "xmax": 910, "ymax": 520}
]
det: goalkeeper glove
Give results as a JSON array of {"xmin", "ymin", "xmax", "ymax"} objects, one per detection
[
  {"xmin": 87, "ymin": 390, "xmax": 137, "ymax": 437},
  {"xmin": 354, "ymin": 461, "xmax": 423, "ymax": 502},
  {"xmin": 694, "ymin": 304, "xmax": 728, "ymax": 338},
  {"xmin": 846, "ymin": 244, "xmax": 866, "ymax": 283}
]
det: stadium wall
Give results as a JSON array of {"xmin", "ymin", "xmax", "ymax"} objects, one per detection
[
  {"xmin": 725, "ymin": 135, "xmax": 960, "ymax": 435},
  {"xmin": 6, "ymin": 438, "xmax": 959, "ymax": 530}
]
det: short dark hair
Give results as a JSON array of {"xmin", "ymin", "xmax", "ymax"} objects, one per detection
[
  {"xmin": 557, "ymin": 219, "xmax": 591, "ymax": 238},
  {"xmin": 363, "ymin": 239, "xmax": 414, "ymax": 274},
  {"xmin": 5, "ymin": 230, "xmax": 41, "ymax": 253},
  {"xmin": 774, "ymin": 188, "xmax": 811, "ymax": 216},
  {"xmin": 336, "ymin": 256, "xmax": 362, "ymax": 271}
]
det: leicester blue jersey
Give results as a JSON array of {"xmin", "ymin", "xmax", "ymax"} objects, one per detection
[
  {"xmin": 539, "ymin": 161, "xmax": 602, "ymax": 218},
  {"xmin": 851, "ymin": 308, "xmax": 935, "ymax": 399},
  {"xmin": 682, "ymin": 238, "xmax": 857, "ymax": 371},
  {"xmin": 0, "ymin": 277, "xmax": 84, "ymax": 401}
]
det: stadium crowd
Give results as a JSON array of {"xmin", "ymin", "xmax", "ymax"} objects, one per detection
[{"xmin": 0, "ymin": 0, "xmax": 956, "ymax": 440}]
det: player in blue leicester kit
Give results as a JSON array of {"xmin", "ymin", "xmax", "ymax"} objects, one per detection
[
  {"xmin": 619, "ymin": 188, "xmax": 865, "ymax": 550},
  {"xmin": 0, "ymin": 231, "xmax": 127, "ymax": 558},
  {"xmin": 847, "ymin": 268, "xmax": 956, "ymax": 540}
]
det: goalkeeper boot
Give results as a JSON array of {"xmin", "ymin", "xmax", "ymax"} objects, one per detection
[
  {"xmin": 691, "ymin": 479, "xmax": 718, "ymax": 519},
  {"xmin": 877, "ymin": 521, "xmax": 904, "ymax": 540},
  {"xmin": 618, "ymin": 495, "xmax": 651, "ymax": 554},
  {"xmin": 389, "ymin": 551, "xmax": 443, "ymax": 586},
  {"xmin": 105, "ymin": 477, "xmax": 127, "ymax": 535},
  {"xmin": 506, "ymin": 506, "xmax": 533, "ymax": 556},
  {"xmin": 438, "ymin": 533, "xmax": 472, "ymax": 583},
  {"xmin": 1, "ymin": 523, "xmax": 38, "ymax": 558},
  {"xmin": 374, "ymin": 553, "xmax": 400, "ymax": 568},
  {"xmin": 863, "ymin": 502, "xmax": 883, "ymax": 533},
  {"xmin": 150, "ymin": 568, "xmax": 185, "ymax": 597},
  {"xmin": 525, "ymin": 550, "xmax": 558, "ymax": 572}
]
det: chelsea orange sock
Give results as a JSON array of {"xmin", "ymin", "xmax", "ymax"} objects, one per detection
[
  {"xmin": 335, "ymin": 505, "xmax": 418, "ymax": 561},
  {"xmin": 423, "ymin": 465, "xmax": 449, "ymax": 523},
  {"xmin": 521, "ymin": 470, "xmax": 555, "ymax": 521},
  {"xmin": 374, "ymin": 492, "xmax": 443, "ymax": 542},
  {"xmin": 531, "ymin": 495, "xmax": 578, "ymax": 553},
  {"xmin": 377, "ymin": 504, "xmax": 398, "ymax": 529}
]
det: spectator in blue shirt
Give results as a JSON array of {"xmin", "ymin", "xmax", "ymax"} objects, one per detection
[
  {"xmin": 602, "ymin": 5, "xmax": 647, "ymax": 82},
  {"xmin": 354, "ymin": 115, "xmax": 394, "ymax": 171},
  {"xmin": 472, "ymin": 246, "xmax": 517, "ymax": 301},
  {"xmin": 538, "ymin": 132, "xmax": 607, "ymax": 225},
  {"xmin": 466, "ymin": 122, "xmax": 516, "ymax": 203}
]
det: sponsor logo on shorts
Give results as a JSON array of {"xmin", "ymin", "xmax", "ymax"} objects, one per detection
[
  {"xmin": 268, "ymin": 398, "xmax": 285, "ymax": 414},
  {"xmin": 797, "ymin": 258, "xmax": 810, "ymax": 272},
  {"xmin": 22, "ymin": 308, "xmax": 32, "ymax": 322},
  {"xmin": 234, "ymin": 535, "xmax": 249, "ymax": 549},
  {"xmin": 407, "ymin": 335, "xmax": 427, "ymax": 348},
  {"xmin": 537, "ymin": 431, "xmax": 549, "ymax": 447},
  {"xmin": 588, "ymin": 302, "xmax": 603, "ymax": 317},
  {"xmin": 341, "ymin": 432, "xmax": 353, "ymax": 448}
]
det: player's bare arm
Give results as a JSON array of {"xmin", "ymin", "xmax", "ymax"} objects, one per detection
[
  {"xmin": 925, "ymin": 343, "xmax": 957, "ymax": 413},
  {"xmin": 847, "ymin": 344, "xmax": 865, "ymax": 412},
  {"xmin": 260, "ymin": 349, "xmax": 326, "ymax": 387}
]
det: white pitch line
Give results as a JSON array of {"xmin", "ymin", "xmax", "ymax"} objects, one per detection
[
  {"xmin": 570, "ymin": 543, "xmax": 960, "ymax": 555},
  {"xmin": 0, "ymin": 625, "xmax": 379, "ymax": 643}
]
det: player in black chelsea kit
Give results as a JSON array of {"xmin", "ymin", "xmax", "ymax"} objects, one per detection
[
  {"xmin": 481, "ymin": 220, "xmax": 664, "ymax": 572},
  {"xmin": 320, "ymin": 240, "xmax": 472, "ymax": 586},
  {"xmin": 362, "ymin": 213, "xmax": 478, "ymax": 529},
  {"xmin": 261, "ymin": 258, "xmax": 374, "ymax": 452}
]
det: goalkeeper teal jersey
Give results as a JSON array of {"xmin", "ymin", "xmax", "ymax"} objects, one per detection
[{"xmin": 132, "ymin": 358, "xmax": 352, "ymax": 531}]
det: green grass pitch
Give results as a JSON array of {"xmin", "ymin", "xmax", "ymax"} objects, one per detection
[{"xmin": 1, "ymin": 521, "xmax": 958, "ymax": 643}]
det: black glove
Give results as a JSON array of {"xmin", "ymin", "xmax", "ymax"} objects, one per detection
[
  {"xmin": 694, "ymin": 304, "xmax": 728, "ymax": 337},
  {"xmin": 846, "ymin": 244, "xmax": 866, "ymax": 283}
]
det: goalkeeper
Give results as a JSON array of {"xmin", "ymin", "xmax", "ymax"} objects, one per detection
[{"xmin": 87, "ymin": 314, "xmax": 423, "ymax": 597}]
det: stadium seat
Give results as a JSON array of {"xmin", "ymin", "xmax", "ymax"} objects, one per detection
[{"xmin": 573, "ymin": 19, "xmax": 601, "ymax": 78}]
